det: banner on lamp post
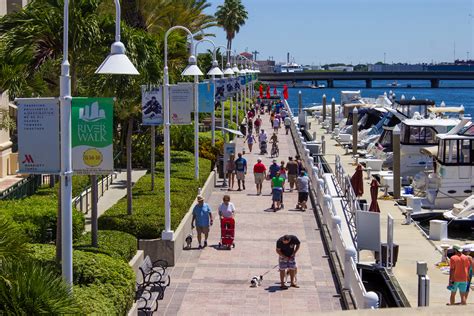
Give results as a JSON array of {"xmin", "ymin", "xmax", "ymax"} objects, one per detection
[
  {"xmin": 215, "ymin": 79, "xmax": 226, "ymax": 101},
  {"xmin": 141, "ymin": 85, "xmax": 163, "ymax": 125},
  {"xmin": 198, "ymin": 81, "xmax": 214, "ymax": 113},
  {"xmin": 234, "ymin": 78, "xmax": 241, "ymax": 92},
  {"xmin": 224, "ymin": 78, "xmax": 234, "ymax": 98},
  {"xmin": 17, "ymin": 98, "xmax": 60, "ymax": 174},
  {"xmin": 71, "ymin": 97, "xmax": 114, "ymax": 175},
  {"xmin": 239, "ymin": 75, "xmax": 246, "ymax": 87},
  {"xmin": 170, "ymin": 83, "xmax": 193, "ymax": 124}
]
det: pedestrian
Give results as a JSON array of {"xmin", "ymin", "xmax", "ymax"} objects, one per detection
[
  {"xmin": 271, "ymin": 171, "xmax": 285, "ymax": 210},
  {"xmin": 226, "ymin": 155, "xmax": 236, "ymax": 191},
  {"xmin": 245, "ymin": 133, "xmax": 256, "ymax": 153},
  {"xmin": 276, "ymin": 234, "xmax": 300, "ymax": 289},
  {"xmin": 462, "ymin": 246, "xmax": 474, "ymax": 301},
  {"xmin": 295, "ymin": 155, "xmax": 303, "ymax": 174},
  {"xmin": 296, "ymin": 171, "xmax": 310, "ymax": 210},
  {"xmin": 273, "ymin": 116, "xmax": 280, "ymax": 133},
  {"xmin": 247, "ymin": 118, "xmax": 253, "ymax": 135},
  {"xmin": 279, "ymin": 160, "xmax": 287, "ymax": 191},
  {"xmin": 268, "ymin": 159, "xmax": 280, "ymax": 180},
  {"xmin": 284, "ymin": 115, "xmax": 292, "ymax": 135},
  {"xmin": 234, "ymin": 153, "xmax": 247, "ymax": 191},
  {"xmin": 218, "ymin": 195, "xmax": 236, "ymax": 219},
  {"xmin": 253, "ymin": 158, "xmax": 267, "ymax": 195},
  {"xmin": 448, "ymin": 244, "xmax": 471, "ymax": 305},
  {"xmin": 259, "ymin": 129, "xmax": 268, "ymax": 154},
  {"xmin": 286, "ymin": 157, "xmax": 298, "ymax": 192},
  {"xmin": 270, "ymin": 111, "xmax": 275, "ymax": 126},
  {"xmin": 191, "ymin": 195, "xmax": 213, "ymax": 249},
  {"xmin": 255, "ymin": 115, "xmax": 262, "ymax": 135}
]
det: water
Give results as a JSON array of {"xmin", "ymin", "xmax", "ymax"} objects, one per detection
[{"xmin": 284, "ymin": 80, "xmax": 474, "ymax": 116}]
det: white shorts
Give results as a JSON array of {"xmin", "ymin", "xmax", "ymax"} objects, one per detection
[{"xmin": 236, "ymin": 171, "xmax": 245, "ymax": 180}]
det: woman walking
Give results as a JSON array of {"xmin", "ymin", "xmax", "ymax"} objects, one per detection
[
  {"xmin": 245, "ymin": 133, "xmax": 256, "ymax": 152},
  {"xmin": 218, "ymin": 195, "xmax": 236, "ymax": 219}
]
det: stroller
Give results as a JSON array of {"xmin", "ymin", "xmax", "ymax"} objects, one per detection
[
  {"xmin": 218, "ymin": 217, "xmax": 235, "ymax": 250},
  {"xmin": 260, "ymin": 140, "xmax": 267, "ymax": 155}
]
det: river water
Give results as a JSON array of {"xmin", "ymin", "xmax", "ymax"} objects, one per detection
[{"xmin": 285, "ymin": 80, "xmax": 474, "ymax": 116}]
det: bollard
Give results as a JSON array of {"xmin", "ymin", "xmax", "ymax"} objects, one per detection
[
  {"xmin": 403, "ymin": 207, "xmax": 413, "ymax": 225},
  {"xmin": 366, "ymin": 167, "xmax": 372, "ymax": 180},
  {"xmin": 321, "ymin": 135, "xmax": 326, "ymax": 155},
  {"xmin": 331, "ymin": 215, "xmax": 342, "ymax": 250},
  {"xmin": 440, "ymin": 244, "xmax": 450, "ymax": 263},
  {"xmin": 322, "ymin": 94, "xmax": 327, "ymax": 121},
  {"xmin": 352, "ymin": 107, "xmax": 358, "ymax": 155},
  {"xmin": 417, "ymin": 261, "xmax": 430, "ymax": 307},
  {"xmin": 344, "ymin": 246, "xmax": 357, "ymax": 290}
]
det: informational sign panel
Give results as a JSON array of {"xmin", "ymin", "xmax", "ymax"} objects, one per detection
[
  {"xmin": 198, "ymin": 81, "xmax": 214, "ymax": 113},
  {"xmin": 356, "ymin": 210, "xmax": 381, "ymax": 252},
  {"xmin": 71, "ymin": 97, "xmax": 114, "ymax": 174},
  {"xmin": 169, "ymin": 83, "xmax": 193, "ymax": 124},
  {"xmin": 223, "ymin": 143, "xmax": 236, "ymax": 174},
  {"xmin": 141, "ymin": 86, "xmax": 163, "ymax": 125},
  {"xmin": 17, "ymin": 98, "xmax": 60, "ymax": 174}
]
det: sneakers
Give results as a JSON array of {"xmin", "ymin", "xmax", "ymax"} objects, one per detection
[{"xmin": 204, "ymin": 240, "xmax": 208, "ymax": 248}]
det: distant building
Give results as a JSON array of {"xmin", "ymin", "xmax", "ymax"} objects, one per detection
[
  {"xmin": 368, "ymin": 64, "xmax": 424, "ymax": 72},
  {"xmin": 328, "ymin": 65, "xmax": 354, "ymax": 72},
  {"xmin": 239, "ymin": 52, "xmax": 253, "ymax": 61},
  {"xmin": 256, "ymin": 59, "xmax": 275, "ymax": 73},
  {"xmin": 368, "ymin": 63, "xmax": 474, "ymax": 72}
]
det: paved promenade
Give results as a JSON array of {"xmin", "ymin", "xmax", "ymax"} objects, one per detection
[{"xmin": 159, "ymin": 112, "xmax": 342, "ymax": 315}]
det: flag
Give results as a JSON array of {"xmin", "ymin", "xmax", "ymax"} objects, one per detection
[
  {"xmin": 273, "ymin": 86, "xmax": 277, "ymax": 95},
  {"xmin": 259, "ymin": 85, "xmax": 263, "ymax": 99},
  {"xmin": 266, "ymin": 86, "xmax": 271, "ymax": 99},
  {"xmin": 283, "ymin": 84, "xmax": 289, "ymax": 100}
]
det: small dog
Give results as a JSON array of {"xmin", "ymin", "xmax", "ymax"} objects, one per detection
[
  {"xmin": 185, "ymin": 234, "xmax": 193, "ymax": 249},
  {"xmin": 250, "ymin": 275, "xmax": 263, "ymax": 287}
]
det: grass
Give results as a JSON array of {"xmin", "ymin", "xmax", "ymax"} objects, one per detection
[{"xmin": 99, "ymin": 151, "xmax": 211, "ymax": 239}]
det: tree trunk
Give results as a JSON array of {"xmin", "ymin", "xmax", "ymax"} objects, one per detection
[
  {"xmin": 122, "ymin": 0, "xmax": 147, "ymax": 29},
  {"xmin": 126, "ymin": 117, "xmax": 133, "ymax": 215}
]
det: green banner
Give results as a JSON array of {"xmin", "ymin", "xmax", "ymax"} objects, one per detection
[{"xmin": 71, "ymin": 97, "xmax": 114, "ymax": 174}]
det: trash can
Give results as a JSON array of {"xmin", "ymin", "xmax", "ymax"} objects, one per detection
[
  {"xmin": 217, "ymin": 156, "xmax": 224, "ymax": 178},
  {"xmin": 375, "ymin": 243, "xmax": 399, "ymax": 267},
  {"xmin": 240, "ymin": 124, "xmax": 246, "ymax": 136}
]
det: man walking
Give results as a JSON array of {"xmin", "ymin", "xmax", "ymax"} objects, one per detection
[
  {"xmin": 296, "ymin": 171, "xmax": 310, "ymax": 210},
  {"xmin": 448, "ymin": 244, "xmax": 471, "ymax": 305},
  {"xmin": 234, "ymin": 153, "xmax": 247, "ymax": 191},
  {"xmin": 191, "ymin": 195, "xmax": 213, "ymax": 249},
  {"xmin": 276, "ymin": 234, "xmax": 300, "ymax": 289},
  {"xmin": 286, "ymin": 157, "xmax": 298, "ymax": 192},
  {"xmin": 284, "ymin": 115, "xmax": 292, "ymax": 135},
  {"xmin": 253, "ymin": 158, "xmax": 267, "ymax": 195}
]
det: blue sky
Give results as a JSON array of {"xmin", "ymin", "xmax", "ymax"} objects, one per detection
[{"xmin": 205, "ymin": 0, "xmax": 474, "ymax": 65}]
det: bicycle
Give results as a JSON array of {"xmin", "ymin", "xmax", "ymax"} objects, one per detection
[{"xmin": 271, "ymin": 142, "xmax": 279, "ymax": 158}]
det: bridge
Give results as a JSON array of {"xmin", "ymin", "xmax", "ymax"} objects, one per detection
[{"xmin": 258, "ymin": 71, "xmax": 474, "ymax": 88}]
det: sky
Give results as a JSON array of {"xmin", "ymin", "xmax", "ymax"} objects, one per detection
[{"xmin": 205, "ymin": 0, "xmax": 474, "ymax": 65}]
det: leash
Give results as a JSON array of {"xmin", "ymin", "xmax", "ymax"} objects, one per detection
[{"xmin": 261, "ymin": 264, "xmax": 279, "ymax": 277}]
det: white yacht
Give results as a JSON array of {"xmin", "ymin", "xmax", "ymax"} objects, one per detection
[
  {"xmin": 443, "ymin": 195, "xmax": 474, "ymax": 232},
  {"xmin": 279, "ymin": 62, "xmax": 304, "ymax": 73}
]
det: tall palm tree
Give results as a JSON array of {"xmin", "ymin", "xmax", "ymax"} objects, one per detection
[{"xmin": 215, "ymin": 0, "xmax": 248, "ymax": 60}]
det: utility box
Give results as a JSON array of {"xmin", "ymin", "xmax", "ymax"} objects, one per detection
[{"xmin": 429, "ymin": 220, "xmax": 447, "ymax": 241}]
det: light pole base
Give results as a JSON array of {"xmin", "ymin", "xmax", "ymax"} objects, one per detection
[{"xmin": 162, "ymin": 230, "xmax": 174, "ymax": 241}]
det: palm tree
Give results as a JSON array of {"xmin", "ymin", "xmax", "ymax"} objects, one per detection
[{"xmin": 215, "ymin": 0, "xmax": 248, "ymax": 60}]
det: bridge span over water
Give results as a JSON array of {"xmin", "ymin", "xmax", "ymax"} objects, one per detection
[{"xmin": 259, "ymin": 71, "xmax": 474, "ymax": 88}]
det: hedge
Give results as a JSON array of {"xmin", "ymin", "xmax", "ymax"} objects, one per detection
[
  {"xmin": 74, "ymin": 230, "xmax": 137, "ymax": 262},
  {"xmin": 29, "ymin": 244, "xmax": 135, "ymax": 315},
  {"xmin": 99, "ymin": 151, "xmax": 211, "ymax": 239}
]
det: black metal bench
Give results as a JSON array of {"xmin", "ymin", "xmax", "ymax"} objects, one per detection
[{"xmin": 135, "ymin": 256, "xmax": 171, "ymax": 314}]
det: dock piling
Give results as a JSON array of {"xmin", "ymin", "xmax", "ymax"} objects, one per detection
[
  {"xmin": 393, "ymin": 126, "xmax": 401, "ymax": 199},
  {"xmin": 331, "ymin": 98, "xmax": 336, "ymax": 131},
  {"xmin": 352, "ymin": 107, "xmax": 358, "ymax": 155},
  {"xmin": 322, "ymin": 94, "xmax": 327, "ymax": 121}
]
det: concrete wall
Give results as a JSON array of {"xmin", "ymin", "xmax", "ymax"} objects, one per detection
[{"xmin": 138, "ymin": 170, "xmax": 216, "ymax": 266}]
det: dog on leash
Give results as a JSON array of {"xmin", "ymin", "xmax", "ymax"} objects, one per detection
[
  {"xmin": 185, "ymin": 234, "xmax": 193, "ymax": 249},
  {"xmin": 250, "ymin": 275, "xmax": 263, "ymax": 287}
]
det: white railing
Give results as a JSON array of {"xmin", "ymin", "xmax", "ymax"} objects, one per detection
[
  {"xmin": 72, "ymin": 173, "xmax": 117, "ymax": 213},
  {"xmin": 284, "ymin": 100, "xmax": 378, "ymax": 309}
]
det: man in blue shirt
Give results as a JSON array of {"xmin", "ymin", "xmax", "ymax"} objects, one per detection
[
  {"xmin": 192, "ymin": 195, "xmax": 213, "ymax": 249},
  {"xmin": 234, "ymin": 153, "xmax": 247, "ymax": 191}
]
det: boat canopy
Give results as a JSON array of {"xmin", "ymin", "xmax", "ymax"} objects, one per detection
[
  {"xmin": 428, "ymin": 107, "xmax": 464, "ymax": 114},
  {"xmin": 420, "ymin": 146, "xmax": 438, "ymax": 158}
]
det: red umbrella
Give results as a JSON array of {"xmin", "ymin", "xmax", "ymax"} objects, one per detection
[
  {"xmin": 350, "ymin": 164, "xmax": 364, "ymax": 197},
  {"xmin": 283, "ymin": 84, "xmax": 289, "ymax": 100},
  {"xmin": 266, "ymin": 86, "xmax": 271, "ymax": 99},
  {"xmin": 259, "ymin": 85, "xmax": 263, "ymax": 98},
  {"xmin": 273, "ymin": 86, "xmax": 277, "ymax": 95},
  {"xmin": 369, "ymin": 179, "xmax": 380, "ymax": 212}
]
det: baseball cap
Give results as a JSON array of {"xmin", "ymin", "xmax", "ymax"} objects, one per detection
[
  {"xmin": 452, "ymin": 244, "xmax": 462, "ymax": 252},
  {"xmin": 257, "ymin": 158, "xmax": 262, "ymax": 162},
  {"xmin": 197, "ymin": 195, "xmax": 204, "ymax": 201}
]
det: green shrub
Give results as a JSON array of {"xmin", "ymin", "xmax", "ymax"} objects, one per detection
[
  {"xmin": 29, "ymin": 244, "xmax": 135, "ymax": 315},
  {"xmin": 74, "ymin": 230, "xmax": 137, "ymax": 262},
  {"xmin": 99, "ymin": 151, "xmax": 211, "ymax": 239},
  {"xmin": 0, "ymin": 189, "xmax": 84, "ymax": 243}
]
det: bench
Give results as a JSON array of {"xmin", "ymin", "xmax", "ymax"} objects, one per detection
[{"xmin": 135, "ymin": 256, "xmax": 171, "ymax": 314}]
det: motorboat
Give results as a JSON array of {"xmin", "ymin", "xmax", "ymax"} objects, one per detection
[
  {"xmin": 443, "ymin": 195, "xmax": 474, "ymax": 232},
  {"xmin": 415, "ymin": 118, "xmax": 474, "ymax": 209},
  {"xmin": 389, "ymin": 81, "xmax": 399, "ymax": 87},
  {"xmin": 278, "ymin": 62, "xmax": 304, "ymax": 73}
]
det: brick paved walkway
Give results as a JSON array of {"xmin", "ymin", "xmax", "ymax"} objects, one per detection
[{"xmin": 160, "ymin": 111, "xmax": 342, "ymax": 315}]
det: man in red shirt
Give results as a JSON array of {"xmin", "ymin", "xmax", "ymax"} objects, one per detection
[
  {"xmin": 448, "ymin": 245, "xmax": 471, "ymax": 305},
  {"xmin": 253, "ymin": 158, "xmax": 267, "ymax": 195}
]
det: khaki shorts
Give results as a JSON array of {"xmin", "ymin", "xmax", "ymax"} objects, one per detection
[
  {"xmin": 236, "ymin": 171, "xmax": 245, "ymax": 180},
  {"xmin": 254, "ymin": 173, "xmax": 264, "ymax": 184},
  {"xmin": 196, "ymin": 226, "xmax": 209, "ymax": 234},
  {"xmin": 288, "ymin": 174, "xmax": 297, "ymax": 184}
]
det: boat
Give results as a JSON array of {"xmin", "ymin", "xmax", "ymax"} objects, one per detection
[
  {"xmin": 279, "ymin": 62, "xmax": 304, "ymax": 73},
  {"xmin": 415, "ymin": 118, "xmax": 474, "ymax": 209},
  {"xmin": 389, "ymin": 80, "xmax": 399, "ymax": 87},
  {"xmin": 442, "ymin": 195, "xmax": 474, "ymax": 232}
]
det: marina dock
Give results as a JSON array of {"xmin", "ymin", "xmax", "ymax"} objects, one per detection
[{"xmin": 304, "ymin": 114, "xmax": 474, "ymax": 308}]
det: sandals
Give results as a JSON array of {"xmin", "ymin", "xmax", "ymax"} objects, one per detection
[{"xmin": 280, "ymin": 284, "xmax": 288, "ymax": 289}]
